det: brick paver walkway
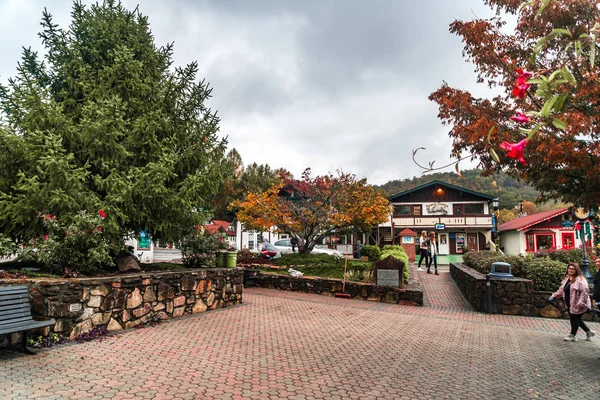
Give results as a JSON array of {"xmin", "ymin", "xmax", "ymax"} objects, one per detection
[
  {"xmin": 2, "ymin": 282, "xmax": 600, "ymax": 399},
  {"xmin": 414, "ymin": 264, "xmax": 473, "ymax": 310}
]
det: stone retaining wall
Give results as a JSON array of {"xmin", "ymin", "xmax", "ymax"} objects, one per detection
[
  {"xmin": 0, "ymin": 268, "xmax": 243, "ymax": 344},
  {"xmin": 252, "ymin": 273, "xmax": 423, "ymax": 305},
  {"xmin": 450, "ymin": 262, "xmax": 592, "ymax": 319}
]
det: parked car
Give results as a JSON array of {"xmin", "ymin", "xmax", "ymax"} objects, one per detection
[{"xmin": 273, "ymin": 239, "xmax": 343, "ymax": 257}]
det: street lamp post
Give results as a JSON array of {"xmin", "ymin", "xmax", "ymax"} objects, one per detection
[
  {"xmin": 573, "ymin": 207, "xmax": 593, "ymax": 284},
  {"xmin": 579, "ymin": 221, "xmax": 593, "ymax": 284},
  {"xmin": 492, "ymin": 198, "xmax": 500, "ymax": 251}
]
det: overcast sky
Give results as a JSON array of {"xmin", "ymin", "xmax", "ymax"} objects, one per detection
[{"xmin": 0, "ymin": 0, "xmax": 500, "ymax": 185}]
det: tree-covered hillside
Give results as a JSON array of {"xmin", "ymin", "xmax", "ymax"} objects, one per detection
[{"xmin": 376, "ymin": 170, "xmax": 540, "ymax": 210}]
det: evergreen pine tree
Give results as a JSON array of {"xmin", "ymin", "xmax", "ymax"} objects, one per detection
[{"xmin": 0, "ymin": 1, "xmax": 228, "ymax": 244}]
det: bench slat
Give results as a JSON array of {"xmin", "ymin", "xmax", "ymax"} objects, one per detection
[
  {"xmin": 0, "ymin": 287, "xmax": 29, "ymax": 297},
  {"xmin": 0, "ymin": 293, "xmax": 30, "ymax": 302},
  {"xmin": 0, "ymin": 299, "xmax": 32, "ymax": 309},
  {"xmin": 0, "ymin": 315, "xmax": 33, "ymax": 325},
  {"xmin": 0, "ymin": 302, "xmax": 32, "ymax": 313},
  {"xmin": 0, "ymin": 308, "xmax": 33, "ymax": 320},
  {"xmin": 0, "ymin": 319, "xmax": 55, "ymax": 336}
]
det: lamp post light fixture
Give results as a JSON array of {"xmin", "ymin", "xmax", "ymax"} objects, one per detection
[
  {"xmin": 492, "ymin": 198, "xmax": 500, "ymax": 251},
  {"xmin": 573, "ymin": 206, "xmax": 593, "ymax": 284}
]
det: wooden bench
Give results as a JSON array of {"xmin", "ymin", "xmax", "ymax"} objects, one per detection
[{"xmin": 0, "ymin": 286, "xmax": 55, "ymax": 354}]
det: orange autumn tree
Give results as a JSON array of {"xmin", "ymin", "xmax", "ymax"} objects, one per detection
[
  {"xmin": 428, "ymin": 0, "xmax": 600, "ymax": 207},
  {"xmin": 232, "ymin": 169, "xmax": 391, "ymax": 254}
]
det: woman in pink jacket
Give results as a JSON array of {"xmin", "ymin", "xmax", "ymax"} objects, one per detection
[{"xmin": 549, "ymin": 262, "xmax": 595, "ymax": 342}]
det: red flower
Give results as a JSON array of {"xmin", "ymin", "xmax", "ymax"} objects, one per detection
[
  {"xmin": 500, "ymin": 139, "xmax": 528, "ymax": 166},
  {"xmin": 510, "ymin": 112, "xmax": 530, "ymax": 123},
  {"xmin": 512, "ymin": 69, "xmax": 532, "ymax": 99},
  {"xmin": 98, "ymin": 209, "xmax": 106, "ymax": 219},
  {"xmin": 97, "ymin": 227, "xmax": 102, "ymax": 232},
  {"xmin": 44, "ymin": 235, "xmax": 49, "ymax": 240}
]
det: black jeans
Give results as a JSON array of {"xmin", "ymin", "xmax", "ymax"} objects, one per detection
[
  {"xmin": 418, "ymin": 249, "xmax": 429, "ymax": 268},
  {"xmin": 569, "ymin": 311, "xmax": 590, "ymax": 335},
  {"xmin": 427, "ymin": 254, "xmax": 437, "ymax": 270}
]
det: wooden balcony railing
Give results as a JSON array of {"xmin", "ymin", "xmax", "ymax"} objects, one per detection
[{"xmin": 392, "ymin": 216, "xmax": 492, "ymax": 227}]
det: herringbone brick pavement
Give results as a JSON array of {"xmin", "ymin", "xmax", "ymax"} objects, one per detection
[{"xmin": 1, "ymin": 273, "xmax": 599, "ymax": 399}]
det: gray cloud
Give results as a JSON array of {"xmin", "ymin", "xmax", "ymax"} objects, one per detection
[{"xmin": 0, "ymin": 0, "xmax": 496, "ymax": 185}]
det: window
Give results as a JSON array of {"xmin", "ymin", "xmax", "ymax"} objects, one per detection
[
  {"xmin": 394, "ymin": 205, "xmax": 421, "ymax": 216},
  {"xmin": 526, "ymin": 234, "xmax": 535, "ymax": 251},
  {"xmin": 562, "ymin": 233, "xmax": 574, "ymax": 249},
  {"xmin": 525, "ymin": 233, "xmax": 555, "ymax": 252},
  {"xmin": 464, "ymin": 204, "xmax": 484, "ymax": 214},
  {"xmin": 453, "ymin": 203, "xmax": 484, "ymax": 215},
  {"xmin": 395, "ymin": 205, "xmax": 411, "ymax": 215},
  {"xmin": 248, "ymin": 239, "xmax": 255, "ymax": 251},
  {"xmin": 536, "ymin": 235, "xmax": 554, "ymax": 250}
]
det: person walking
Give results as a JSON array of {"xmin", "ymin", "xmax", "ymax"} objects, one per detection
[
  {"xmin": 549, "ymin": 262, "xmax": 595, "ymax": 342},
  {"xmin": 427, "ymin": 231, "xmax": 439, "ymax": 275},
  {"xmin": 416, "ymin": 231, "xmax": 430, "ymax": 272}
]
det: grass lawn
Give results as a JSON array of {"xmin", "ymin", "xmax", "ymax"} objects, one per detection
[{"xmin": 262, "ymin": 253, "xmax": 373, "ymax": 282}]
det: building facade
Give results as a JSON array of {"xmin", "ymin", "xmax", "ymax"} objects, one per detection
[
  {"xmin": 498, "ymin": 207, "xmax": 591, "ymax": 255},
  {"xmin": 372, "ymin": 180, "xmax": 496, "ymax": 255}
]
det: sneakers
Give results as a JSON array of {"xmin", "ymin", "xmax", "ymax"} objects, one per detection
[
  {"xmin": 564, "ymin": 334, "xmax": 577, "ymax": 342},
  {"xmin": 426, "ymin": 269, "xmax": 433, "ymax": 274},
  {"xmin": 435, "ymin": 270, "xmax": 439, "ymax": 275},
  {"xmin": 416, "ymin": 267, "xmax": 423, "ymax": 271},
  {"xmin": 586, "ymin": 331, "xmax": 596, "ymax": 341}
]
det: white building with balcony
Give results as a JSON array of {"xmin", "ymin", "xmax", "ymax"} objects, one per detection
[{"xmin": 371, "ymin": 180, "xmax": 496, "ymax": 255}]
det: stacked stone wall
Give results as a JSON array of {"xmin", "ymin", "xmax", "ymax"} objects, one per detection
[
  {"xmin": 0, "ymin": 268, "xmax": 243, "ymax": 344},
  {"xmin": 450, "ymin": 263, "xmax": 592, "ymax": 319},
  {"xmin": 253, "ymin": 273, "xmax": 423, "ymax": 305}
]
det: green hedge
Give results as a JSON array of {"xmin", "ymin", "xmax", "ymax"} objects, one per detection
[
  {"xmin": 520, "ymin": 258, "xmax": 566, "ymax": 291},
  {"xmin": 462, "ymin": 250, "xmax": 566, "ymax": 291},
  {"xmin": 360, "ymin": 245, "xmax": 381, "ymax": 262},
  {"xmin": 379, "ymin": 245, "xmax": 409, "ymax": 283}
]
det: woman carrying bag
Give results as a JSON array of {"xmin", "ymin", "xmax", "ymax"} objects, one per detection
[{"xmin": 548, "ymin": 262, "xmax": 595, "ymax": 342}]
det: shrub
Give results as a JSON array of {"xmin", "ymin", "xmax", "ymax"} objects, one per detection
[
  {"xmin": 180, "ymin": 229, "xmax": 220, "ymax": 268},
  {"xmin": 381, "ymin": 245, "xmax": 406, "ymax": 253},
  {"xmin": 520, "ymin": 258, "xmax": 567, "ymax": 291},
  {"xmin": 462, "ymin": 250, "xmax": 567, "ymax": 291},
  {"xmin": 0, "ymin": 235, "xmax": 20, "ymax": 258},
  {"xmin": 462, "ymin": 250, "xmax": 506, "ymax": 274},
  {"xmin": 380, "ymin": 245, "xmax": 409, "ymax": 283},
  {"xmin": 505, "ymin": 254, "xmax": 528, "ymax": 277},
  {"xmin": 540, "ymin": 248, "xmax": 584, "ymax": 266},
  {"xmin": 360, "ymin": 245, "xmax": 381, "ymax": 262},
  {"xmin": 21, "ymin": 210, "xmax": 113, "ymax": 276}
]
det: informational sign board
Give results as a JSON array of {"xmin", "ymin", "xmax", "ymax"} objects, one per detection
[{"xmin": 376, "ymin": 269, "xmax": 400, "ymax": 287}]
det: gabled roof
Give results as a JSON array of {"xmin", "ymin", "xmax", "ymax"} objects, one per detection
[
  {"xmin": 388, "ymin": 180, "xmax": 495, "ymax": 202},
  {"xmin": 211, "ymin": 220, "xmax": 231, "ymax": 230},
  {"xmin": 498, "ymin": 207, "xmax": 569, "ymax": 232},
  {"xmin": 203, "ymin": 224, "xmax": 226, "ymax": 234}
]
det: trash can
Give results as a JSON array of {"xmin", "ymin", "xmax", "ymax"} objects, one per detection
[
  {"xmin": 489, "ymin": 262, "xmax": 514, "ymax": 279},
  {"xmin": 225, "ymin": 251, "xmax": 237, "ymax": 268},
  {"xmin": 216, "ymin": 251, "xmax": 226, "ymax": 267}
]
